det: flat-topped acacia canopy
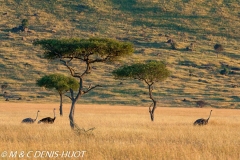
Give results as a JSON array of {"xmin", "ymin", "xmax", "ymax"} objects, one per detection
[
  {"xmin": 33, "ymin": 38, "xmax": 134, "ymax": 62},
  {"xmin": 112, "ymin": 61, "xmax": 170, "ymax": 85}
]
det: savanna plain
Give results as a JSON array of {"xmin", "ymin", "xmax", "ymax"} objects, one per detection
[
  {"xmin": 0, "ymin": 103, "xmax": 240, "ymax": 160},
  {"xmin": 0, "ymin": 0, "xmax": 240, "ymax": 160}
]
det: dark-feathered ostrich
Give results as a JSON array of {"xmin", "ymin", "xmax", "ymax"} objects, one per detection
[
  {"xmin": 38, "ymin": 108, "xmax": 56, "ymax": 124},
  {"xmin": 194, "ymin": 110, "xmax": 212, "ymax": 126},
  {"xmin": 21, "ymin": 110, "xmax": 40, "ymax": 124}
]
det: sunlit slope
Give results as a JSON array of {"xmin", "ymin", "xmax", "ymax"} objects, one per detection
[{"xmin": 0, "ymin": 0, "xmax": 239, "ymax": 108}]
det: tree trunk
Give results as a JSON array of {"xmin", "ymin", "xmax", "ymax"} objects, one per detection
[
  {"xmin": 148, "ymin": 83, "xmax": 157, "ymax": 121},
  {"xmin": 68, "ymin": 78, "xmax": 83, "ymax": 129},
  {"xmin": 69, "ymin": 100, "xmax": 77, "ymax": 129},
  {"xmin": 149, "ymin": 101, "xmax": 157, "ymax": 121},
  {"xmin": 59, "ymin": 93, "xmax": 63, "ymax": 116}
]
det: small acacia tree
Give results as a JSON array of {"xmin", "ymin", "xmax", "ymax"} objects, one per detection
[
  {"xmin": 34, "ymin": 38, "xmax": 134, "ymax": 129},
  {"xmin": 37, "ymin": 73, "xmax": 79, "ymax": 116},
  {"xmin": 112, "ymin": 61, "xmax": 170, "ymax": 121}
]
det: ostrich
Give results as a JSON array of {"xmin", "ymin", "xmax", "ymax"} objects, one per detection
[
  {"xmin": 21, "ymin": 110, "xmax": 40, "ymax": 124},
  {"xmin": 38, "ymin": 108, "xmax": 56, "ymax": 124},
  {"xmin": 194, "ymin": 110, "xmax": 212, "ymax": 126}
]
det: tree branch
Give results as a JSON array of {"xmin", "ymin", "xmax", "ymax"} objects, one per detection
[
  {"xmin": 80, "ymin": 62, "xmax": 91, "ymax": 77},
  {"xmin": 70, "ymin": 89, "xmax": 74, "ymax": 100},
  {"xmin": 59, "ymin": 58, "xmax": 81, "ymax": 78},
  {"xmin": 65, "ymin": 94, "xmax": 72, "ymax": 100},
  {"xmin": 89, "ymin": 53, "xmax": 112, "ymax": 63},
  {"xmin": 64, "ymin": 89, "xmax": 75, "ymax": 101},
  {"xmin": 147, "ymin": 82, "xmax": 155, "ymax": 103},
  {"xmin": 83, "ymin": 84, "xmax": 102, "ymax": 94}
]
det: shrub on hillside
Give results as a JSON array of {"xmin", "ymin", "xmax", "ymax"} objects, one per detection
[
  {"xmin": 220, "ymin": 67, "xmax": 231, "ymax": 75},
  {"xmin": 196, "ymin": 100, "xmax": 207, "ymax": 108},
  {"xmin": 171, "ymin": 42, "xmax": 178, "ymax": 50},
  {"xmin": 186, "ymin": 43, "xmax": 195, "ymax": 51},
  {"xmin": 11, "ymin": 19, "xmax": 29, "ymax": 32},
  {"xmin": 21, "ymin": 19, "xmax": 29, "ymax": 29},
  {"xmin": 214, "ymin": 43, "xmax": 224, "ymax": 57},
  {"xmin": 1, "ymin": 84, "xmax": 8, "ymax": 93}
]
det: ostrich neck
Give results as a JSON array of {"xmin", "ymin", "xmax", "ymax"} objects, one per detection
[
  {"xmin": 207, "ymin": 111, "xmax": 212, "ymax": 121},
  {"xmin": 35, "ymin": 112, "xmax": 39, "ymax": 121},
  {"xmin": 53, "ymin": 109, "xmax": 56, "ymax": 118}
]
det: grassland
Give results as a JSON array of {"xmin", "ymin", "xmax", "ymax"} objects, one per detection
[
  {"xmin": 0, "ymin": 0, "xmax": 239, "ymax": 108},
  {"xmin": 0, "ymin": 1, "xmax": 239, "ymax": 160},
  {"xmin": 0, "ymin": 103, "xmax": 240, "ymax": 160}
]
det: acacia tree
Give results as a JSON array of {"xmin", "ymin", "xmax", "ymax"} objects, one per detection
[
  {"xmin": 112, "ymin": 61, "xmax": 170, "ymax": 121},
  {"xmin": 37, "ymin": 73, "xmax": 79, "ymax": 116},
  {"xmin": 34, "ymin": 38, "xmax": 134, "ymax": 129}
]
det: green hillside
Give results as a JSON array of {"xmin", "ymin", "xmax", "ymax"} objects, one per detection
[{"xmin": 0, "ymin": 0, "xmax": 239, "ymax": 108}]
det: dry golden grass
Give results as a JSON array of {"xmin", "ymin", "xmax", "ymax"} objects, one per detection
[{"xmin": 0, "ymin": 103, "xmax": 240, "ymax": 160}]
